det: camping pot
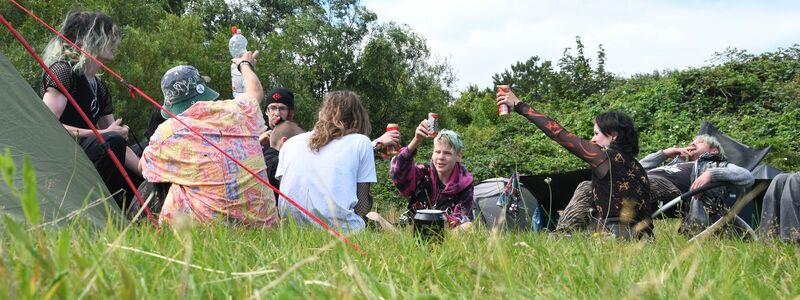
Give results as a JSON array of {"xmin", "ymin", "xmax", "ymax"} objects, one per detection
[{"xmin": 413, "ymin": 209, "xmax": 446, "ymax": 243}]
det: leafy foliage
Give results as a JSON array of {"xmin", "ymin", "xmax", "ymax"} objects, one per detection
[
  {"xmin": 1, "ymin": 0, "xmax": 453, "ymax": 142},
  {"xmin": 451, "ymin": 41, "xmax": 800, "ymax": 182}
]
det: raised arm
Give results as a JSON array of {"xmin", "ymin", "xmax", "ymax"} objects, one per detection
[
  {"xmin": 232, "ymin": 51, "xmax": 263, "ymax": 105},
  {"xmin": 496, "ymin": 89, "xmax": 608, "ymax": 169},
  {"xmin": 390, "ymin": 119, "xmax": 430, "ymax": 197}
]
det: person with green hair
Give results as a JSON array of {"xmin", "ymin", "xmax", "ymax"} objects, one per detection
[{"xmin": 385, "ymin": 118, "xmax": 474, "ymax": 229}]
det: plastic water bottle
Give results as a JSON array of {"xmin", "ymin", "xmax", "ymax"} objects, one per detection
[{"xmin": 229, "ymin": 26, "xmax": 248, "ymax": 98}]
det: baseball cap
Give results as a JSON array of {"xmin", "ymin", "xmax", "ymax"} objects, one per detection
[{"xmin": 160, "ymin": 65, "xmax": 219, "ymax": 118}]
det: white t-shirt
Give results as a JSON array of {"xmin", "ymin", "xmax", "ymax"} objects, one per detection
[{"xmin": 275, "ymin": 131, "xmax": 377, "ymax": 232}]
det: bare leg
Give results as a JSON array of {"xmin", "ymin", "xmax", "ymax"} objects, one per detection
[{"xmin": 125, "ymin": 146, "xmax": 142, "ymax": 177}]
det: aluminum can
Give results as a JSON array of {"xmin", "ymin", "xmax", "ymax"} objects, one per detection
[
  {"xmin": 428, "ymin": 113, "xmax": 439, "ymax": 137},
  {"xmin": 385, "ymin": 123, "xmax": 399, "ymax": 155},
  {"xmin": 497, "ymin": 85, "xmax": 510, "ymax": 115}
]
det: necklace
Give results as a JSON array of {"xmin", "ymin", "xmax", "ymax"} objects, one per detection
[{"xmin": 86, "ymin": 76, "xmax": 99, "ymax": 118}]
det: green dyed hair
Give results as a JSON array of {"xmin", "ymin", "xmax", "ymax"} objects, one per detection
[{"xmin": 434, "ymin": 129, "xmax": 464, "ymax": 154}]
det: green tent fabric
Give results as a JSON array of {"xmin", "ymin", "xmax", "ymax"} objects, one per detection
[{"xmin": 0, "ymin": 51, "xmax": 120, "ymax": 227}]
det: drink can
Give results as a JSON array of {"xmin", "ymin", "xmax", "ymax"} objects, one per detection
[
  {"xmin": 427, "ymin": 113, "xmax": 439, "ymax": 137},
  {"xmin": 386, "ymin": 123, "xmax": 399, "ymax": 155},
  {"xmin": 497, "ymin": 85, "xmax": 510, "ymax": 116}
]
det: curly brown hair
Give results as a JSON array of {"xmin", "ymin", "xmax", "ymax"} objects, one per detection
[{"xmin": 308, "ymin": 91, "xmax": 371, "ymax": 152}]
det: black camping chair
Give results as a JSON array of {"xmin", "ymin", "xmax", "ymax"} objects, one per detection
[{"xmin": 650, "ymin": 121, "xmax": 773, "ymax": 240}]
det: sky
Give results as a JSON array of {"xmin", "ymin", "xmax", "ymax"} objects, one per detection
[{"xmin": 361, "ymin": 0, "xmax": 800, "ymax": 92}]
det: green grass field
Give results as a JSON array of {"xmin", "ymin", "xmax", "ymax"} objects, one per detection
[{"xmin": 1, "ymin": 212, "xmax": 798, "ymax": 299}]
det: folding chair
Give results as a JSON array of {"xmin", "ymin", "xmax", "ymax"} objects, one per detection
[{"xmin": 651, "ymin": 121, "xmax": 772, "ymax": 240}]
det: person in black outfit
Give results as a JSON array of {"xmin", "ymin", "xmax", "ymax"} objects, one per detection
[
  {"xmin": 39, "ymin": 11, "xmax": 142, "ymax": 210},
  {"xmin": 497, "ymin": 87, "xmax": 652, "ymax": 239}
]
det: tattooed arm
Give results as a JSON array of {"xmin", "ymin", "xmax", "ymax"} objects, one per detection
[{"xmin": 497, "ymin": 89, "xmax": 610, "ymax": 177}]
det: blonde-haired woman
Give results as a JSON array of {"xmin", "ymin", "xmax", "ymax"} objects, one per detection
[
  {"xmin": 275, "ymin": 91, "xmax": 377, "ymax": 232},
  {"xmin": 38, "ymin": 10, "xmax": 142, "ymax": 211}
]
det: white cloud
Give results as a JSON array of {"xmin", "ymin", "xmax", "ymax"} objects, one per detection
[{"xmin": 362, "ymin": 0, "xmax": 800, "ymax": 92}]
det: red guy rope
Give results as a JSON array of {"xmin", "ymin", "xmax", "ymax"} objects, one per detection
[{"xmin": 5, "ymin": 0, "xmax": 366, "ymax": 256}]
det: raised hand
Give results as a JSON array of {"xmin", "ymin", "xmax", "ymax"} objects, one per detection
[
  {"xmin": 496, "ymin": 85, "xmax": 520, "ymax": 108},
  {"xmin": 375, "ymin": 130, "xmax": 401, "ymax": 149},
  {"xmin": 663, "ymin": 146, "xmax": 691, "ymax": 160},
  {"xmin": 232, "ymin": 50, "xmax": 259, "ymax": 67},
  {"xmin": 407, "ymin": 119, "xmax": 432, "ymax": 151}
]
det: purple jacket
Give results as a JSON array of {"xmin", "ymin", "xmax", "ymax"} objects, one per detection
[{"xmin": 390, "ymin": 147, "xmax": 474, "ymax": 225}]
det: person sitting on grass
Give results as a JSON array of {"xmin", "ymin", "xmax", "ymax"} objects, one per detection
[
  {"xmin": 139, "ymin": 51, "xmax": 277, "ymax": 227},
  {"xmin": 383, "ymin": 120, "xmax": 474, "ymax": 230},
  {"xmin": 39, "ymin": 10, "xmax": 142, "ymax": 211},
  {"xmin": 557, "ymin": 134, "xmax": 753, "ymax": 236},
  {"xmin": 497, "ymin": 87, "xmax": 652, "ymax": 239},
  {"xmin": 262, "ymin": 120, "xmax": 304, "ymax": 202},
  {"xmin": 275, "ymin": 91, "xmax": 376, "ymax": 233}
]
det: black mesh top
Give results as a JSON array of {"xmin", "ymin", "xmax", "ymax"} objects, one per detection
[{"xmin": 38, "ymin": 61, "xmax": 113, "ymax": 128}]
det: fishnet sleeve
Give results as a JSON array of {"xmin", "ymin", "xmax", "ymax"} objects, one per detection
[
  {"xmin": 354, "ymin": 183, "xmax": 372, "ymax": 219},
  {"xmin": 39, "ymin": 61, "xmax": 74, "ymax": 97}
]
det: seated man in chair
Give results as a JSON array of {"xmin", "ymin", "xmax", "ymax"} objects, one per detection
[{"xmin": 557, "ymin": 135, "xmax": 754, "ymax": 234}]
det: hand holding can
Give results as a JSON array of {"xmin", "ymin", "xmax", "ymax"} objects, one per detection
[
  {"xmin": 385, "ymin": 123, "xmax": 400, "ymax": 155},
  {"xmin": 497, "ymin": 85, "xmax": 510, "ymax": 115}
]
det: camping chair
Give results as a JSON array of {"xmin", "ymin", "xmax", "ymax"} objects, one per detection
[{"xmin": 650, "ymin": 121, "xmax": 772, "ymax": 240}]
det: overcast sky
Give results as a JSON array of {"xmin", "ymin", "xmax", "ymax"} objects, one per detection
[{"xmin": 362, "ymin": 0, "xmax": 800, "ymax": 92}]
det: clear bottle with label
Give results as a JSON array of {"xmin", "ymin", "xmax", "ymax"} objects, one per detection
[{"xmin": 229, "ymin": 26, "xmax": 248, "ymax": 98}]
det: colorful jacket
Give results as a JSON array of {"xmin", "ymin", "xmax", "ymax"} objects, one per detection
[{"xmin": 390, "ymin": 147, "xmax": 474, "ymax": 226}]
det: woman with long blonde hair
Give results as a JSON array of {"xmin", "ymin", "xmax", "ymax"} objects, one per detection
[
  {"xmin": 39, "ymin": 10, "xmax": 142, "ymax": 212},
  {"xmin": 275, "ymin": 91, "xmax": 377, "ymax": 232}
]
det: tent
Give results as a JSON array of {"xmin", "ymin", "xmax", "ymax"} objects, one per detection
[{"xmin": 0, "ymin": 51, "xmax": 119, "ymax": 227}]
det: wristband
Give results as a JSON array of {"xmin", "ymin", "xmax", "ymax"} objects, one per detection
[{"xmin": 237, "ymin": 61, "xmax": 254, "ymax": 73}]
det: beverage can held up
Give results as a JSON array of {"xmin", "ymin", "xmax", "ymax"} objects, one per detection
[
  {"xmin": 428, "ymin": 113, "xmax": 439, "ymax": 137},
  {"xmin": 386, "ymin": 123, "xmax": 400, "ymax": 155},
  {"xmin": 497, "ymin": 85, "xmax": 510, "ymax": 116}
]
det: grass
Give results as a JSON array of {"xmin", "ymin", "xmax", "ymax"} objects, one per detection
[
  {"xmin": 1, "ymin": 215, "xmax": 798, "ymax": 299},
  {"xmin": 1, "ymin": 152, "xmax": 798, "ymax": 299}
]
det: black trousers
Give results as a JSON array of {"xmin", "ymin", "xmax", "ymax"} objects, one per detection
[{"xmin": 79, "ymin": 132, "xmax": 143, "ymax": 211}]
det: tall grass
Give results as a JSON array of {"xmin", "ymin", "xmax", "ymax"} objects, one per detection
[
  {"xmin": 1, "ymin": 216, "xmax": 799, "ymax": 299},
  {"xmin": 1, "ymin": 152, "xmax": 798, "ymax": 299}
]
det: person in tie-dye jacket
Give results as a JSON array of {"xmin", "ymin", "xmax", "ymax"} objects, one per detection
[{"xmin": 389, "ymin": 119, "xmax": 474, "ymax": 229}]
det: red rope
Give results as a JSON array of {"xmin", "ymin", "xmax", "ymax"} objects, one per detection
[
  {"xmin": 4, "ymin": 0, "xmax": 366, "ymax": 255},
  {"xmin": 0, "ymin": 13, "xmax": 158, "ymax": 226}
]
